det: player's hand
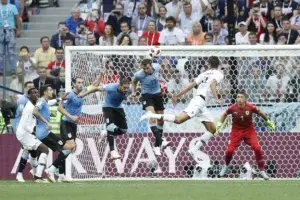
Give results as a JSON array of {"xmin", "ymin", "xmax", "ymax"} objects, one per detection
[
  {"xmin": 266, "ymin": 119, "xmax": 275, "ymax": 131},
  {"xmin": 215, "ymin": 122, "xmax": 223, "ymax": 136},
  {"xmin": 47, "ymin": 123, "xmax": 52, "ymax": 130},
  {"xmin": 70, "ymin": 115, "xmax": 79, "ymax": 123},
  {"xmin": 61, "ymin": 92, "xmax": 69, "ymax": 101}
]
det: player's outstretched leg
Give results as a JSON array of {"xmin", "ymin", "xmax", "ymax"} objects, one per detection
[
  {"xmin": 16, "ymin": 150, "xmax": 29, "ymax": 182},
  {"xmin": 45, "ymin": 142, "xmax": 75, "ymax": 183},
  {"xmin": 188, "ymin": 121, "xmax": 216, "ymax": 155},
  {"xmin": 250, "ymin": 143, "xmax": 269, "ymax": 180},
  {"xmin": 106, "ymin": 123, "xmax": 127, "ymax": 160},
  {"xmin": 34, "ymin": 143, "xmax": 49, "ymax": 183},
  {"xmin": 28, "ymin": 150, "xmax": 38, "ymax": 176}
]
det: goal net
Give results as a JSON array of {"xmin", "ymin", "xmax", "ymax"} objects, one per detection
[{"xmin": 65, "ymin": 46, "xmax": 300, "ymax": 180}]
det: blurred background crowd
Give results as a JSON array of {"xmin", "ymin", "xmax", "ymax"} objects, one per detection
[{"xmin": 0, "ymin": 0, "xmax": 300, "ymax": 106}]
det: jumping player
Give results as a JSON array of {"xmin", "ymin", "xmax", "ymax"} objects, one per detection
[
  {"xmin": 33, "ymin": 85, "xmax": 74, "ymax": 182},
  {"xmin": 140, "ymin": 56, "xmax": 223, "ymax": 160},
  {"xmin": 13, "ymin": 81, "xmax": 37, "ymax": 182},
  {"xmin": 16, "ymin": 88, "xmax": 50, "ymax": 183},
  {"xmin": 217, "ymin": 90, "xmax": 275, "ymax": 180},
  {"xmin": 78, "ymin": 77, "xmax": 130, "ymax": 159},
  {"xmin": 132, "ymin": 58, "xmax": 170, "ymax": 156}
]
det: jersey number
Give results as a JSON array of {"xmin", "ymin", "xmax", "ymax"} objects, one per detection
[{"xmin": 201, "ymin": 77, "xmax": 209, "ymax": 84}]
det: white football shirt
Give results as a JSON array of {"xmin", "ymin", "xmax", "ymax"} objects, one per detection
[
  {"xmin": 16, "ymin": 101, "xmax": 36, "ymax": 136},
  {"xmin": 194, "ymin": 69, "xmax": 224, "ymax": 100}
]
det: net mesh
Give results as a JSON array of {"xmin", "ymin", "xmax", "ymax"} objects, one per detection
[{"xmin": 66, "ymin": 46, "xmax": 300, "ymax": 179}]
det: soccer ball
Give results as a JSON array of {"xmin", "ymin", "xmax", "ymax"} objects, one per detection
[
  {"xmin": 147, "ymin": 160, "xmax": 158, "ymax": 172},
  {"xmin": 148, "ymin": 46, "xmax": 161, "ymax": 58}
]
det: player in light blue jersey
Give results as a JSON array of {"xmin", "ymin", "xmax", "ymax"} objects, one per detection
[
  {"xmin": 33, "ymin": 85, "xmax": 74, "ymax": 182},
  {"xmin": 13, "ymin": 81, "xmax": 39, "ymax": 182},
  {"xmin": 78, "ymin": 77, "xmax": 130, "ymax": 159},
  {"xmin": 132, "ymin": 58, "xmax": 170, "ymax": 156}
]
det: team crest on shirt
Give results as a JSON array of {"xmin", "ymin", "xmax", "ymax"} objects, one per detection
[
  {"xmin": 58, "ymin": 140, "xmax": 63, "ymax": 145},
  {"xmin": 68, "ymin": 133, "xmax": 72, "ymax": 138},
  {"xmin": 245, "ymin": 111, "xmax": 249, "ymax": 115}
]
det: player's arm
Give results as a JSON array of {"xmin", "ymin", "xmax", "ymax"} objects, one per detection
[
  {"xmin": 33, "ymin": 106, "xmax": 51, "ymax": 128},
  {"xmin": 131, "ymin": 80, "xmax": 138, "ymax": 96},
  {"xmin": 174, "ymin": 81, "xmax": 197, "ymax": 98},
  {"xmin": 77, "ymin": 85, "xmax": 101, "ymax": 98},
  {"xmin": 210, "ymin": 79, "xmax": 221, "ymax": 104},
  {"xmin": 57, "ymin": 101, "xmax": 78, "ymax": 122},
  {"xmin": 255, "ymin": 108, "xmax": 276, "ymax": 131}
]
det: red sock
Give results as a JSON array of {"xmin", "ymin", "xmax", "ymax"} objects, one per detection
[
  {"xmin": 252, "ymin": 144, "xmax": 264, "ymax": 171},
  {"xmin": 225, "ymin": 145, "xmax": 236, "ymax": 166}
]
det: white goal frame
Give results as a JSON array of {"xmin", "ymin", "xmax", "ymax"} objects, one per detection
[{"xmin": 64, "ymin": 45, "xmax": 300, "ymax": 181}]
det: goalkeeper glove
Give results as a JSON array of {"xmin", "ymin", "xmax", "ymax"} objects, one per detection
[{"xmin": 266, "ymin": 119, "xmax": 275, "ymax": 131}]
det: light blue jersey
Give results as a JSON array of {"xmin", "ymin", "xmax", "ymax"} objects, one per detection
[
  {"xmin": 62, "ymin": 88, "xmax": 87, "ymax": 123},
  {"xmin": 0, "ymin": 3, "xmax": 19, "ymax": 29},
  {"xmin": 36, "ymin": 98, "xmax": 50, "ymax": 140},
  {"xmin": 13, "ymin": 94, "xmax": 28, "ymax": 131},
  {"xmin": 103, "ymin": 83, "xmax": 127, "ymax": 108},
  {"xmin": 133, "ymin": 63, "xmax": 161, "ymax": 94}
]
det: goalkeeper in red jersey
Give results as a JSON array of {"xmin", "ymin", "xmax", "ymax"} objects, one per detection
[{"xmin": 217, "ymin": 90, "xmax": 275, "ymax": 180}]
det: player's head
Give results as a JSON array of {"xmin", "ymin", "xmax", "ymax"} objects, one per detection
[
  {"xmin": 208, "ymin": 56, "xmax": 220, "ymax": 69},
  {"xmin": 72, "ymin": 77, "xmax": 84, "ymax": 92},
  {"xmin": 236, "ymin": 90, "xmax": 248, "ymax": 106},
  {"xmin": 118, "ymin": 77, "xmax": 130, "ymax": 94},
  {"xmin": 141, "ymin": 58, "xmax": 153, "ymax": 75},
  {"xmin": 40, "ymin": 85, "xmax": 54, "ymax": 99},
  {"xmin": 24, "ymin": 81, "xmax": 34, "ymax": 93},
  {"xmin": 28, "ymin": 88, "xmax": 38, "ymax": 104}
]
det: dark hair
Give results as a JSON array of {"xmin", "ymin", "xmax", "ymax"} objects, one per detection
[
  {"xmin": 55, "ymin": 47, "xmax": 64, "ymax": 52},
  {"xmin": 282, "ymin": 17, "xmax": 290, "ymax": 23},
  {"xmin": 249, "ymin": 32, "xmax": 257, "ymax": 37},
  {"xmin": 58, "ymin": 21, "xmax": 66, "ymax": 27},
  {"xmin": 141, "ymin": 58, "xmax": 152, "ymax": 67},
  {"xmin": 72, "ymin": 77, "xmax": 83, "ymax": 84},
  {"xmin": 24, "ymin": 81, "xmax": 33, "ymax": 88},
  {"xmin": 166, "ymin": 16, "xmax": 176, "ymax": 25},
  {"xmin": 237, "ymin": 90, "xmax": 248, "ymax": 99},
  {"xmin": 28, "ymin": 88, "xmax": 37, "ymax": 95},
  {"xmin": 20, "ymin": 46, "xmax": 29, "ymax": 52},
  {"xmin": 208, "ymin": 56, "xmax": 220, "ymax": 69},
  {"xmin": 119, "ymin": 77, "xmax": 130, "ymax": 85},
  {"xmin": 39, "ymin": 84, "xmax": 51, "ymax": 97},
  {"xmin": 40, "ymin": 36, "xmax": 49, "ymax": 43},
  {"xmin": 118, "ymin": 34, "xmax": 132, "ymax": 45},
  {"xmin": 264, "ymin": 21, "xmax": 278, "ymax": 44},
  {"xmin": 63, "ymin": 36, "xmax": 73, "ymax": 42}
]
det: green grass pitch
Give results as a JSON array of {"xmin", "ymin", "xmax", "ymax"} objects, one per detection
[{"xmin": 0, "ymin": 180, "xmax": 299, "ymax": 200}]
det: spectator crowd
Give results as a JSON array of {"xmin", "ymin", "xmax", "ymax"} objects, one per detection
[{"xmin": 1, "ymin": 0, "xmax": 300, "ymax": 104}]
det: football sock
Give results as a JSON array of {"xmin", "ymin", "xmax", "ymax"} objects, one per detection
[
  {"xmin": 150, "ymin": 125, "xmax": 162, "ymax": 147},
  {"xmin": 107, "ymin": 134, "xmax": 115, "ymax": 151},
  {"xmin": 36, "ymin": 153, "xmax": 47, "ymax": 178}
]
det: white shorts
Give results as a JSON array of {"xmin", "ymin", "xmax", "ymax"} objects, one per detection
[
  {"xmin": 184, "ymin": 96, "xmax": 214, "ymax": 122},
  {"xmin": 16, "ymin": 131, "xmax": 41, "ymax": 151}
]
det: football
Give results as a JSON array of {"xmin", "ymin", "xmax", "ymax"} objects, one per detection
[{"xmin": 148, "ymin": 46, "xmax": 161, "ymax": 58}]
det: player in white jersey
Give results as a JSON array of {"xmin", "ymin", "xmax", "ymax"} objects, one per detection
[
  {"xmin": 140, "ymin": 56, "xmax": 224, "ymax": 161},
  {"xmin": 16, "ymin": 88, "xmax": 51, "ymax": 183}
]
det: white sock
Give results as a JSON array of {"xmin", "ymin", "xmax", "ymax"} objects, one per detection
[
  {"xmin": 195, "ymin": 132, "xmax": 214, "ymax": 149},
  {"xmin": 163, "ymin": 114, "xmax": 176, "ymax": 122},
  {"xmin": 59, "ymin": 174, "xmax": 65, "ymax": 179},
  {"xmin": 29, "ymin": 157, "xmax": 38, "ymax": 174},
  {"xmin": 35, "ymin": 153, "xmax": 47, "ymax": 178}
]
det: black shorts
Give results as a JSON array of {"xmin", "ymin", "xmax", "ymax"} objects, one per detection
[
  {"xmin": 103, "ymin": 107, "xmax": 128, "ymax": 130},
  {"xmin": 141, "ymin": 93, "xmax": 164, "ymax": 111},
  {"xmin": 60, "ymin": 120, "xmax": 77, "ymax": 141},
  {"xmin": 41, "ymin": 132, "xmax": 65, "ymax": 152}
]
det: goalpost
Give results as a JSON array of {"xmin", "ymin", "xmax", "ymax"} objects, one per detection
[{"xmin": 64, "ymin": 45, "xmax": 300, "ymax": 180}]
